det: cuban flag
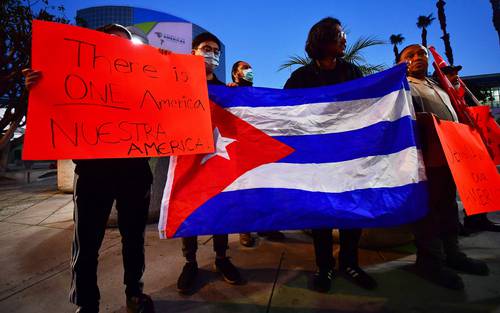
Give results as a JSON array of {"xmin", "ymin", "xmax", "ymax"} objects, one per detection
[{"xmin": 159, "ymin": 64, "xmax": 428, "ymax": 238}]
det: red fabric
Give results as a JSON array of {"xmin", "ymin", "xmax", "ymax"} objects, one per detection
[{"xmin": 164, "ymin": 101, "xmax": 294, "ymax": 237}]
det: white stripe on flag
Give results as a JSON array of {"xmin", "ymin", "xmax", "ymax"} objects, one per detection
[
  {"xmin": 158, "ymin": 156, "xmax": 177, "ymax": 239},
  {"xmin": 227, "ymin": 89, "xmax": 413, "ymax": 136},
  {"xmin": 223, "ymin": 146, "xmax": 426, "ymax": 193}
]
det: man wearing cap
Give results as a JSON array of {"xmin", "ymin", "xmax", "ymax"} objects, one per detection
[
  {"xmin": 24, "ymin": 24, "xmax": 155, "ymax": 313},
  {"xmin": 441, "ymin": 65, "xmax": 462, "ymax": 88},
  {"xmin": 398, "ymin": 44, "xmax": 489, "ymax": 290},
  {"xmin": 434, "ymin": 65, "xmax": 500, "ymax": 235}
]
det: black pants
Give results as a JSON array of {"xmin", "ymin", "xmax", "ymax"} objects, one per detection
[
  {"xmin": 148, "ymin": 158, "xmax": 229, "ymax": 262},
  {"xmin": 312, "ymin": 228, "xmax": 362, "ymax": 270},
  {"xmin": 182, "ymin": 235, "xmax": 228, "ymax": 262},
  {"xmin": 69, "ymin": 171, "xmax": 151, "ymax": 308},
  {"xmin": 413, "ymin": 166, "xmax": 460, "ymax": 264}
]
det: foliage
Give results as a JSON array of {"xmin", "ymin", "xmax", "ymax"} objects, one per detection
[
  {"xmin": 491, "ymin": 0, "xmax": 500, "ymax": 45},
  {"xmin": 389, "ymin": 34, "xmax": 405, "ymax": 64},
  {"xmin": 436, "ymin": 0, "xmax": 454, "ymax": 65},
  {"xmin": 416, "ymin": 14, "xmax": 435, "ymax": 47},
  {"xmin": 0, "ymin": 0, "xmax": 69, "ymax": 152},
  {"xmin": 279, "ymin": 36, "xmax": 387, "ymax": 76}
]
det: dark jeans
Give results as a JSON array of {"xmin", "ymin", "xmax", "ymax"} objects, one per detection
[
  {"xmin": 413, "ymin": 166, "xmax": 460, "ymax": 264},
  {"xmin": 312, "ymin": 228, "xmax": 362, "ymax": 270},
  {"xmin": 182, "ymin": 235, "xmax": 228, "ymax": 262},
  {"xmin": 69, "ymin": 171, "xmax": 151, "ymax": 308}
]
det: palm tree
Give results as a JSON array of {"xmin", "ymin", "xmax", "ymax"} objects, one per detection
[
  {"xmin": 491, "ymin": 0, "xmax": 500, "ymax": 45},
  {"xmin": 278, "ymin": 36, "xmax": 386, "ymax": 76},
  {"xmin": 389, "ymin": 34, "xmax": 405, "ymax": 64},
  {"xmin": 436, "ymin": 0, "xmax": 454, "ymax": 65},
  {"xmin": 416, "ymin": 14, "xmax": 436, "ymax": 47}
]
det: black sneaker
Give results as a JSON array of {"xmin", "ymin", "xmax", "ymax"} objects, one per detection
[
  {"xmin": 75, "ymin": 307, "xmax": 98, "ymax": 313},
  {"xmin": 312, "ymin": 268, "xmax": 333, "ymax": 293},
  {"xmin": 416, "ymin": 262, "xmax": 464, "ymax": 290},
  {"xmin": 126, "ymin": 293, "xmax": 155, "ymax": 313},
  {"xmin": 340, "ymin": 266, "xmax": 377, "ymax": 290},
  {"xmin": 214, "ymin": 257, "xmax": 242, "ymax": 284},
  {"xmin": 177, "ymin": 262, "xmax": 198, "ymax": 294},
  {"xmin": 239, "ymin": 233, "xmax": 256, "ymax": 247},
  {"xmin": 458, "ymin": 222, "xmax": 471, "ymax": 237},
  {"xmin": 447, "ymin": 255, "xmax": 489, "ymax": 276},
  {"xmin": 464, "ymin": 215, "xmax": 500, "ymax": 233},
  {"xmin": 258, "ymin": 231, "xmax": 285, "ymax": 240}
]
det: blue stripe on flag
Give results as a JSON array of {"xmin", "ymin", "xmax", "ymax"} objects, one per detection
[
  {"xmin": 209, "ymin": 64, "xmax": 409, "ymax": 108},
  {"xmin": 273, "ymin": 116, "xmax": 418, "ymax": 163},
  {"xmin": 173, "ymin": 182, "xmax": 429, "ymax": 237},
  {"xmin": 275, "ymin": 116, "xmax": 420, "ymax": 163}
]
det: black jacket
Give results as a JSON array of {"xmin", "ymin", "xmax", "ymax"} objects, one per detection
[
  {"xmin": 284, "ymin": 58, "xmax": 363, "ymax": 89},
  {"xmin": 208, "ymin": 74, "xmax": 225, "ymax": 86}
]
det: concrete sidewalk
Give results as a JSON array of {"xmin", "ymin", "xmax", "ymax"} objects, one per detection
[{"xmin": 0, "ymin": 176, "xmax": 499, "ymax": 313}]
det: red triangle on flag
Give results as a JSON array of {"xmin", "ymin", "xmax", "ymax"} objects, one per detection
[{"xmin": 164, "ymin": 101, "xmax": 294, "ymax": 237}]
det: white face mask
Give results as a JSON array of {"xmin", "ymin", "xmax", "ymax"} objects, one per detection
[
  {"xmin": 201, "ymin": 51, "xmax": 220, "ymax": 70},
  {"xmin": 242, "ymin": 68, "xmax": 254, "ymax": 83}
]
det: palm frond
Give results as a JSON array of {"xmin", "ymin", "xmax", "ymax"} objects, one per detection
[
  {"xmin": 417, "ymin": 13, "xmax": 436, "ymax": 28},
  {"xmin": 277, "ymin": 54, "xmax": 311, "ymax": 72},
  {"xmin": 389, "ymin": 34, "xmax": 405, "ymax": 45},
  {"xmin": 343, "ymin": 36, "xmax": 386, "ymax": 64},
  {"xmin": 356, "ymin": 64, "xmax": 387, "ymax": 76},
  {"xmin": 278, "ymin": 36, "xmax": 387, "ymax": 75}
]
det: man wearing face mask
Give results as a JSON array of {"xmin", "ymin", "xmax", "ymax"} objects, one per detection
[
  {"xmin": 230, "ymin": 61, "xmax": 254, "ymax": 87},
  {"xmin": 176, "ymin": 32, "xmax": 243, "ymax": 295},
  {"xmin": 229, "ymin": 61, "xmax": 286, "ymax": 247},
  {"xmin": 398, "ymin": 44, "xmax": 489, "ymax": 290},
  {"xmin": 193, "ymin": 32, "xmax": 224, "ymax": 85},
  {"xmin": 284, "ymin": 17, "xmax": 377, "ymax": 293}
]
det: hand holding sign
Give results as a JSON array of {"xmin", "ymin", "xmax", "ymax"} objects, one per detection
[
  {"xmin": 432, "ymin": 115, "xmax": 500, "ymax": 215},
  {"xmin": 23, "ymin": 20, "xmax": 214, "ymax": 160}
]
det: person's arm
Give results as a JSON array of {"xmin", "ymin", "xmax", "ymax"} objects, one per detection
[{"xmin": 22, "ymin": 69, "xmax": 42, "ymax": 90}]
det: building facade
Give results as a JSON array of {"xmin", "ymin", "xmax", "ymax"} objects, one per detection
[
  {"xmin": 461, "ymin": 73, "xmax": 500, "ymax": 119},
  {"xmin": 76, "ymin": 6, "xmax": 226, "ymax": 82}
]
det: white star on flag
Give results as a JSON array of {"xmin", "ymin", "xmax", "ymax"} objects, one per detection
[{"xmin": 201, "ymin": 127, "xmax": 236, "ymax": 165}]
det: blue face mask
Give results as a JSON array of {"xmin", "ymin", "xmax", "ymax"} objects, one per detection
[
  {"xmin": 242, "ymin": 68, "xmax": 254, "ymax": 83},
  {"xmin": 201, "ymin": 51, "xmax": 220, "ymax": 70}
]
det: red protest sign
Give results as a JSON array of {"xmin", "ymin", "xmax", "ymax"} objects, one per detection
[
  {"xmin": 23, "ymin": 20, "xmax": 214, "ymax": 160},
  {"xmin": 466, "ymin": 106, "xmax": 500, "ymax": 165},
  {"xmin": 432, "ymin": 116, "xmax": 500, "ymax": 215}
]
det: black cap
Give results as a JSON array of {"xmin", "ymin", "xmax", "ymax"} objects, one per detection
[
  {"xmin": 441, "ymin": 65, "xmax": 462, "ymax": 74},
  {"xmin": 95, "ymin": 23, "xmax": 132, "ymax": 40}
]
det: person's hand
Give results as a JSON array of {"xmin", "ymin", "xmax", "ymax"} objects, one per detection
[
  {"xmin": 22, "ymin": 69, "xmax": 42, "ymax": 91},
  {"xmin": 158, "ymin": 48, "xmax": 172, "ymax": 55},
  {"xmin": 226, "ymin": 82, "xmax": 238, "ymax": 87}
]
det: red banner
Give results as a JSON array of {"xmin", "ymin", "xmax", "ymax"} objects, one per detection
[
  {"xmin": 23, "ymin": 20, "xmax": 214, "ymax": 160},
  {"xmin": 433, "ymin": 116, "xmax": 500, "ymax": 215},
  {"xmin": 466, "ymin": 106, "xmax": 500, "ymax": 165}
]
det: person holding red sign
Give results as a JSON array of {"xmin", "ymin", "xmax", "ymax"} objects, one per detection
[
  {"xmin": 24, "ymin": 24, "xmax": 155, "ymax": 313},
  {"xmin": 398, "ymin": 44, "xmax": 489, "ymax": 290},
  {"xmin": 437, "ymin": 66, "xmax": 500, "ymax": 235}
]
